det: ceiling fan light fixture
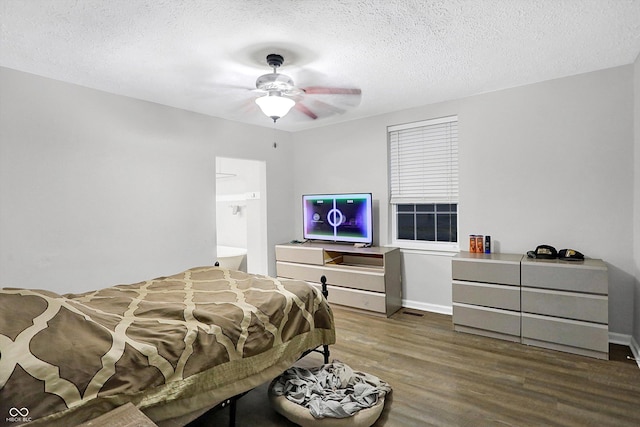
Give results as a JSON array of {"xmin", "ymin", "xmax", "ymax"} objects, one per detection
[{"xmin": 255, "ymin": 92, "xmax": 295, "ymax": 122}]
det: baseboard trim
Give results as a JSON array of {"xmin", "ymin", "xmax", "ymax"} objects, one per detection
[
  {"xmin": 608, "ymin": 332, "xmax": 631, "ymax": 346},
  {"xmin": 402, "ymin": 299, "xmax": 452, "ymax": 316},
  {"xmin": 630, "ymin": 336, "xmax": 640, "ymax": 369},
  {"xmin": 608, "ymin": 333, "xmax": 640, "ymax": 368}
]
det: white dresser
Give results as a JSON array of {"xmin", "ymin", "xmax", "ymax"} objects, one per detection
[
  {"xmin": 452, "ymin": 252, "xmax": 523, "ymax": 342},
  {"xmin": 275, "ymin": 242, "xmax": 401, "ymax": 316},
  {"xmin": 520, "ymin": 257, "xmax": 609, "ymax": 360},
  {"xmin": 452, "ymin": 252, "xmax": 609, "ymax": 359}
]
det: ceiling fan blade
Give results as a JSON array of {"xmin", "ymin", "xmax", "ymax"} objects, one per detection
[
  {"xmin": 307, "ymin": 98, "xmax": 346, "ymax": 115},
  {"xmin": 303, "ymin": 86, "xmax": 362, "ymax": 95},
  {"xmin": 295, "ymin": 102, "xmax": 318, "ymax": 120}
]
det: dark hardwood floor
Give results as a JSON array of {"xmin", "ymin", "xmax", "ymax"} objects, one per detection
[{"xmin": 192, "ymin": 306, "xmax": 640, "ymax": 426}]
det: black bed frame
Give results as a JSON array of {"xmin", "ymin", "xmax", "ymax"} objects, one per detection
[
  {"xmin": 206, "ymin": 267, "xmax": 331, "ymax": 427},
  {"xmin": 299, "ymin": 275, "xmax": 331, "ymax": 365}
]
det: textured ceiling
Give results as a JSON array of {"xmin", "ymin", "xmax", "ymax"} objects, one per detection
[{"xmin": 1, "ymin": 0, "xmax": 639, "ymax": 132}]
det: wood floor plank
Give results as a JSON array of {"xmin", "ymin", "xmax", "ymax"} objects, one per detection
[{"xmin": 190, "ymin": 306, "xmax": 640, "ymax": 426}]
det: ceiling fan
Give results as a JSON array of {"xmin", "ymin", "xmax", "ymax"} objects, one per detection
[{"xmin": 253, "ymin": 53, "xmax": 361, "ymax": 122}]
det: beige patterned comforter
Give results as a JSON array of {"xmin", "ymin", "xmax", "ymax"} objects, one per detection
[{"xmin": 0, "ymin": 266, "xmax": 335, "ymax": 426}]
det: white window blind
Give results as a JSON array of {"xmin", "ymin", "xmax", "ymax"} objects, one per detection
[{"xmin": 388, "ymin": 116, "xmax": 458, "ymax": 204}]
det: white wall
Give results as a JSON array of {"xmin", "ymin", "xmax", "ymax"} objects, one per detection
[
  {"xmin": 633, "ymin": 53, "xmax": 640, "ymax": 347},
  {"xmin": 293, "ymin": 65, "xmax": 636, "ymax": 335},
  {"xmin": 460, "ymin": 66, "xmax": 635, "ymax": 336},
  {"xmin": 0, "ymin": 67, "xmax": 292, "ymax": 293}
]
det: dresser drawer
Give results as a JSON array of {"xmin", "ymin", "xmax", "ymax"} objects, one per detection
[
  {"xmin": 452, "ymin": 258, "xmax": 520, "ymax": 285},
  {"xmin": 452, "ymin": 280, "xmax": 520, "ymax": 311},
  {"xmin": 521, "ymin": 259, "xmax": 608, "ymax": 294},
  {"xmin": 277, "ymin": 261, "xmax": 385, "ymax": 292},
  {"xmin": 521, "ymin": 313, "xmax": 608, "ymax": 353},
  {"xmin": 453, "ymin": 303, "xmax": 521, "ymax": 337},
  {"xmin": 275, "ymin": 245, "xmax": 327, "ymax": 265},
  {"xmin": 311, "ymin": 283, "xmax": 386, "ymax": 314},
  {"xmin": 522, "ymin": 287, "xmax": 607, "ymax": 324}
]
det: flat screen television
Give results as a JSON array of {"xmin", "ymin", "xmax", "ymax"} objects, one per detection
[{"xmin": 302, "ymin": 193, "xmax": 373, "ymax": 244}]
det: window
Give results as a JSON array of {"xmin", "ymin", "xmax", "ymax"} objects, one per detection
[{"xmin": 388, "ymin": 116, "xmax": 458, "ymax": 250}]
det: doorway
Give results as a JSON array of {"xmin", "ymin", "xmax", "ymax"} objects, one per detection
[{"xmin": 215, "ymin": 157, "xmax": 268, "ymax": 275}]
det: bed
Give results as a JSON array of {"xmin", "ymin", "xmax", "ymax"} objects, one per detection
[{"xmin": 0, "ymin": 266, "xmax": 335, "ymax": 426}]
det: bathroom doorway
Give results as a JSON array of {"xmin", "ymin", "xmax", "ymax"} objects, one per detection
[{"xmin": 215, "ymin": 157, "xmax": 268, "ymax": 275}]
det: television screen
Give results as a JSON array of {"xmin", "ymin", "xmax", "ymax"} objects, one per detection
[{"xmin": 302, "ymin": 193, "xmax": 373, "ymax": 244}]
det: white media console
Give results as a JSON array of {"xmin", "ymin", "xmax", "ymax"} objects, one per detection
[{"xmin": 275, "ymin": 242, "xmax": 402, "ymax": 316}]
